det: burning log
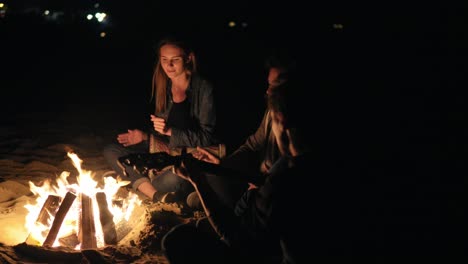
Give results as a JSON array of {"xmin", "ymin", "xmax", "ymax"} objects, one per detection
[
  {"xmin": 96, "ymin": 192, "xmax": 117, "ymax": 245},
  {"xmin": 25, "ymin": 194, "xmax": 61, "ymax": 246},
  {"xmin": 43, "ymin": 192, "xmax": 76, "ymax": 247},
  {"xmin": 58, "ymin": 233, "xmax": 80, "ymax": 248},
  {"xmin": 116, "ymin": 219, "xmax": 133, "ymax": 242},
  {"xmin": 79, "ymin": 194, "xmax": 97, "ymax": 250}
]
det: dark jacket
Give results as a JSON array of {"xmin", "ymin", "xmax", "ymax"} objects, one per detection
[
  {"xmin": 150, "ymin": 74, "xmax": 219, "ymax": 149},
  {"xmin": 206, "ymin": 153, "xmax": 366, "ymax": 263}
]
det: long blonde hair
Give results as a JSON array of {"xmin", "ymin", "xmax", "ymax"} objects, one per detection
[{"xmin": 151, "ymin": 36, "xmax": 198, "ymax": 114}]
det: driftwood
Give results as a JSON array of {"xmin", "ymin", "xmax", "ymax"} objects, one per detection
[
  {"xmin": 80, "ymin": 194, "xmax": 97, "ymax": 249},
  {"xmin": 25, "ymin": 194, "xmax": 61, "ymax": 246},
  {"xmin": 96, "ymin": 192, "xmax": 117, "ymax": 245},
  {"xmin": 43, "ymin": 192, "xmax": 76, "ymax": 247}
]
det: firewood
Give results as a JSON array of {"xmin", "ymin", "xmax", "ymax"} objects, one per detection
[
  {"xmin": 96, "ymin": 192, "xmax": 117, "ymax": 245},
  {"xmin": 42, "ymin": 192, "xmax": 76, "ymax": 247},
  {"xmin": 25, "ymin": 194, "xmax": 61, "ymax": 246},
  {"xmin": 80, "ymin": 194, "xmax": 97, "ymax": 249}
]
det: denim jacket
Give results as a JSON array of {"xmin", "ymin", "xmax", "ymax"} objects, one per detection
[{"xmin": 150, "ymin": 73, "xmax": 219, "ymax": 149}]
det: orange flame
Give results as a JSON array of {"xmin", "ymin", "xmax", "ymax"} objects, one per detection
[{"xmin": 24, "ymin": 152, "xmax": 140, "ymax": 248}]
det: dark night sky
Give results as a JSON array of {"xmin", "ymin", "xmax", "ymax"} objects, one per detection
[
  {"xmin": 0, "ymin": 1, "xmax": 345, "ymax": 145},
  {"xmin": 0, "ymin": 2, "xmax": 466, "ymax": 256},
  {"xmin": 0, "ymin": 2, "xmax": 464, "ymax": 150}
]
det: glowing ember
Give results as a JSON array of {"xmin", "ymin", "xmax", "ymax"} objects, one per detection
[{"xmin": 24, "ymin": 152, "xmax": 141, "ymax": 249}]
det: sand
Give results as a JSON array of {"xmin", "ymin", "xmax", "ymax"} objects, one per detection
[{"xmin": 0, "ymin": 110, "xmax": 200, "ymax": 263}]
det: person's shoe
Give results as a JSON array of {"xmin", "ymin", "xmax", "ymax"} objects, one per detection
[{"xmin": 186, "ymin": 191, "xmax": 202, "ymax": 210}]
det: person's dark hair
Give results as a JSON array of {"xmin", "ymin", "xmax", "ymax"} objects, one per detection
[
  {"xmin": 267, "ymin": 74, "xmax": 336, "ymax": 148},
  {"xmin": 264, "ymin": 49, "xmax": 297, "ymax": 81},
  {"xmin": 267, "ymin": 78, "xmax": 303, "ymax": 130},
  {"xmin": 268, "ymin": 71, "xmax": 352, "ymax": 155}
]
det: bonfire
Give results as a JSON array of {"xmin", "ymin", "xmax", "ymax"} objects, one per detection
[
  {"xmin": 24, "ymin": 152, "xmax": 140, "ymax": 249},
  {"xmin": 0, "ymin": 151, "xmax": 201, "ymax": 263}
]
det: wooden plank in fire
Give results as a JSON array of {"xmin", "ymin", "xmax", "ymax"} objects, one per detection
[
  {"xmin": 96, "ymin": 192, "xmax": 117, "ymax": 245},
  {"xmin": 42, "ymin": 191, "xmax": 76, "ymax": 247},
  {"xmin": 80, "ymin": 193, "xmax": 97, "ymax": 250},
  {"xmin": 25, "ymin": 194, "xmax": 61, "ymax": 245}
]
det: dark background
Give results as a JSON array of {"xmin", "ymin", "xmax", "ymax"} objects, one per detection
[
  {"xmin": 1, "ymin": 3, "xmax": 463, "ymax": 148},
  {"xmin": 2, "ymin": 0, "xmax": 334, "ymax": 148},
  {"xmin": 0, "ymin": 1, "xmax": 466, "ymax": 258}
]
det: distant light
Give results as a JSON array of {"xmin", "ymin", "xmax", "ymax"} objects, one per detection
[
  {"xmin": 333, "ymin": 23, "xmax": 344, "ymax": 29},
  {"xmin": 95, "ymin": 12, "xmax": 107, "ymax": 22},
  {"xmin": 0, "ymin": 3, "xmax": 4, "ymax": 8},
  {"xmin": 228, "ymin": 21, "xmax": 236, "ymax": 27},
  {"xmin": 94, "ymin": 3, "xmax": 100, "ymax": 8},
  {"xmin": 44, "ymin": 10, "xmax": 50, "ymax": 15},
  {"xmin": 241, "ymin": 22, "xmax": 248, "ymax": 28},
  {"xmin": 100, "ymin": 32, "xmax": 106, "ymax": 38},
  {"xmin": 86, "ymin": 14, "xmax": 93, "ymax": 20}
]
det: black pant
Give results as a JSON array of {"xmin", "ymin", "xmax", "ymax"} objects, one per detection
[{"xmin": 162, "ymin": 218, "xmax": 279, "ymax": 264}]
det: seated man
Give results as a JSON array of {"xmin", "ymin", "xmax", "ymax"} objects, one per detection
[
  {"xmin": 162, "ymin": 77, "xmax": 367, "ymax": 263},
  {"xmin": 185, "ymin": 51, "xmax": 297, "ymax": 209}
]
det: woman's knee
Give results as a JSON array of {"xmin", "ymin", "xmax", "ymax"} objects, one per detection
[{"xmin": 151, "ymin": 170, "xmax": 186, "ymax": 192}]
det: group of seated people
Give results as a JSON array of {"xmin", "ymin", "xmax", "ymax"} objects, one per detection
[
  {"xmin": 101, "ymin": 34, "xmax": 445, "ymax": 263},
  {"xmin": 102, "ymin": 34, "xmax": 297, "ymax": 209},
  {"xmin": 101, "ymin": 34, "xmax": 315, "ymax": 263}
]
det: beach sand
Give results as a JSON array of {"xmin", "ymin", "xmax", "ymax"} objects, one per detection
[{"xmin": 0, "ymin": 108, "xmax": 197, "ymax": 263}]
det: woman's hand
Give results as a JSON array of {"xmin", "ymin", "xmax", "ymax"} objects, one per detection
[
  {"xmin": 150, "ymin": 115, "xmax": 172, "ymax": 136},
  {"xmin": 192, "ymin": 146, "xmax": 220, "ymax": 164},
  {"xmin": 117, "ymin": 129, "xmax": 147, "ymax": 147}
]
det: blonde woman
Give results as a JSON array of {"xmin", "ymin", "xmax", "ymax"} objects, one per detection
[{"xmin": 103, "ymin": 35, "xmax": 219, "ymax": 203}]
